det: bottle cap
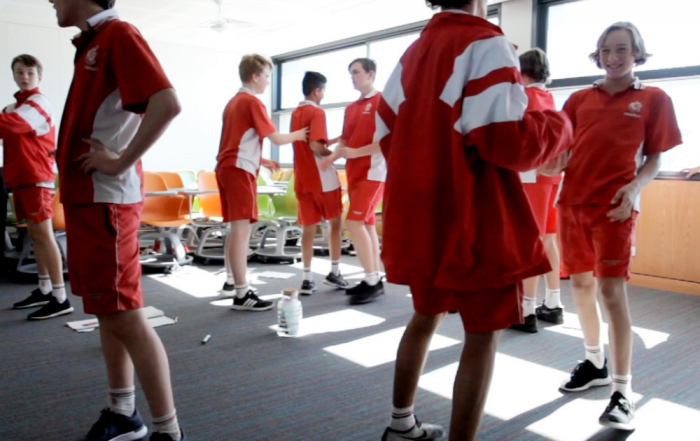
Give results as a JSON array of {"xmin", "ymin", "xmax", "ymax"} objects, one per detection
[{"xmin": 283, "ymin": 288, "xmax": 299, "ymax": 299}]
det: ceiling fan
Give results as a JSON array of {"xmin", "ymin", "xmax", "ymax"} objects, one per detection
[{"xmin": 201, "ymin": 0, "xmax": 255, "ymax": 33}]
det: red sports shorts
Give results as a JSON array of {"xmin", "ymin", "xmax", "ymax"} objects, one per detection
[
  {"xmin": 216, "ymin": 167, "xmax": 258, "ymax": 223},
  {"xmin": 347, "ymin": 180, "xmax": 384, "ymax": 225},
  {"xmin": 12, "ymin": 185, "xmax": 53, "ymax": 224},
  {"xmin": 523, "ymin": 183, "xmax": 559, "ymax": 235},
  {"xmin": 297, "ymin": 188, "xmax": 342, "ymax": 226},
  {"xmin": 64, "ymin": 202, "xmax": 144, "ymax": 315},
  {"xmin": 410, "ymin": 282, "xmax": 523, "ymax": 334},
  {"xmin": 558, "ymin": 204, "xmax": 637, "ymax": 279}
]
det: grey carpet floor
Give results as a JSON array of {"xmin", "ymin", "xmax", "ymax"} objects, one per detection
[{"xmin": 1, "ymin": 256, "xmax": 699, "ymax": 441}]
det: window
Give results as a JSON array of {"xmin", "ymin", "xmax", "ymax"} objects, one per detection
[
  {"xmin": 540, "ymin": 0, "xmax": 700, "ymax": 172},
  {"xmin": 271, "ymin": 5, "xmax": 501, "ymax": 166}
]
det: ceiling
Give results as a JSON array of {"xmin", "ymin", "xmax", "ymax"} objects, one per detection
[{"xmin": 0, "ymin": 0, "xmax": 508, "ymax": 55}]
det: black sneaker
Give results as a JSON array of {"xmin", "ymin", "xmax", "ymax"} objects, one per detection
[
  {"xmin": 323, "ymin": 272, "xmax": 350, "ymax": 289},
  {"xmin": 509, "ymin": 314, "xmax": 538, "ymax": 333},
  {"xmin": 27, "ymin": 297, "xmax": 74, "ymax": 320},
  {"xmin": 347, "ymin": 278, "xmax": 384, "ymax": 295},
  {"xmin": 85, "ymin": 408, "xmax": 147, "ymax": 441},
  {"xmin": 536, "ymin": 303, "xmax": 564, "ymax": 324},
  {"xmin": 560, "ymin": 359, "xmax": 612, "ymax": 392},
  {"xmin": 381, "ymin": 418, "xmax": 446, "ymax": 441},
  {"xmin": 220, "ymin": 283, "xmax": 257, "ymax": 297},
  {"xmin": 300, "ymin": 280, "xmax": 317, "ymax": 296},
  {"xmin": 13, "ymin": 289, "xmax": 51, "ymax": 309},
  {"xmin": 348, "ymin": 281, "xmax": 385, "ymax": 305},
  {"xmin": 231, "ymin": 290, "xmax": 273, "ymax": 311},
  {"xmin": 150, "ymin": 429, "xmax": 187, "ymax": 441},
  {"xmin": 599, "ymin": 392, "xmax": 635, "ymax": 431}
]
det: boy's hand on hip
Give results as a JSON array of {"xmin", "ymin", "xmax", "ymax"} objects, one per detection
[
  {"xmin": 76, "ymin": 139, "xmax": 124, "ymax": 176},
  {"xmin": 607, "ymin": 183, "xmax": 639, "ymax": 222}
]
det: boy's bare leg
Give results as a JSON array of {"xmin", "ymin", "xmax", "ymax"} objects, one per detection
[
  {"xmin": 570, "ymin": 272, "xmax": 600, "ymax": 346},
  {"xmin": 393, "ymin": 312, "xmax": 445, "ymax": 407},
  {"xmin": 450, "ymin": 329, "xmax": 500, "ymax": 441},
  {"xmin": 543, "ymin": 234, "xmax": 561, "ymax": 290},
  {"xmin": 365, "ymin": 223, "xmax": 381, "ymax": 274},
  {"xmin": 98, "ymin": 309, "xmax": 175, "ymax": 418},
  {"xmin": 346, "ymin": 219, "xmax": 376, "ymax": 278},
  {"xmin": 226, "ymin": 220, "xmax": 252, "ymax": 288},
  {"xmin": 329, "ymin": 217, "xmax": 343, "ymax": 262},
  {"xmin": 301, "ymin": 225, "xmax": 317, "ymax": 270},
  {"xmin": 598, "ymin": 277, "xmax": 632, "ymax": 376},
  {"xmin": 28, "ymin": 219, "xmax": 63, "ymax": 285}
]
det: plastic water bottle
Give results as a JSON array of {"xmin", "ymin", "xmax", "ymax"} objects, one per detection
[{"xmin": 277, "ymin": 288, "xmax": 302, "ymax": 337}]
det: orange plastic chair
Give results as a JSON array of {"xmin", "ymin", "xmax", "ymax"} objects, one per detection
[
  {"xmin": 197, "ymin": 171, "xmax": 223, "ymax": 221},
  {"xmin": 156, "ymin": 171, "xmax": 185, "ymax": 190},
  {"xmin": 142, "ymin": 172, "xmax": 190, "ymax": 227}
]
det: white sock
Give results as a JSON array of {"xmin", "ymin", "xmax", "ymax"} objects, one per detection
[
  {"xmin": 545, "ymin": 288, "xmax": 563, "ymax": 309},
  {"xmin": 235, "ymin": 284, "xmax": 248, "ymax": 299},
  {"xmin": 38, "ymin": 275, "xmax": 51, "ymax": 295},
  {"xmin": 390, "ymin": 405, "xmax": 416, "ymax": 431},
  {"xmin": 303, "ymin": 267, "xmax": 313, "ymax": 282},
  {"xmin": 226, "ymin": 272, "xmax": 234, "ymax": 285},
  {"xmin": 585, "ymin": 344, "xmax": 605, "ymax": 369},
  {"xmin": 53, "ymin": 283, "xmax": 67, "ymax": 303},
  {"xmin": 612, "ymin": 374, "xmax": 632, "ymax": 398},
  {"xmin": 523, "ymin": 296, "xmax": 537, "ymax": 316},
  {"xmin": 365, "ymin": 272, "xmax": 379, "ymax": 286},
  {"xmin": 331, "ymin": 260, "xmax": 340, "ymax": 276},
  {"xmin": 152, "ymin": 410, "xmax": 181, "ymax": 441},
  {"xmin": 108, "ymin": 386, "xmax": 135, "ymax": 417}
]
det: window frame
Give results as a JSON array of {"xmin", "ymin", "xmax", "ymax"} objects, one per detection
[
  {"xmin": 269, "ymin": 5, "xmax": 501, "ymax": 166},
  {"xmin": 535, "ymin": 0, "xmax": 700, "ymax": 89}
]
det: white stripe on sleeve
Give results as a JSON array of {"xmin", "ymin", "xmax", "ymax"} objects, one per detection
[
  {"xmin": 14, "ymin": 94, "xmax": 53, "ymax": 136},
  {"xmin": 454, "ymin": 82, "xmax": 527, "ymax": 135},
  {"xmin": 382, "ymin": 63, "xmax": 405, "ymax": 114},
  {"xmin": 440, "ymin": 35, "xmax": 520, "ymax": 107}
]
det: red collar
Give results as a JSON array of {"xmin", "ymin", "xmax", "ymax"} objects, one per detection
[{"xmin": 14, "ymin": 88, "xmax": 40, "ymax": 105}]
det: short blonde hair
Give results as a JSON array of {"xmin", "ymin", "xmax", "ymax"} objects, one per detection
[
  {"xmin": 239, "ymin": 54, "xmax": 272, "ymax": 83},
  {"xmin": 590, "ymin": 22, "xmax": 651, "ymax": 69}
]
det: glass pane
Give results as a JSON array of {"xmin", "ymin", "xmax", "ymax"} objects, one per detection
[
  {"xmin": 488, "ymin": 15, "xmax": 500, "ymax": 26},
  {"xmin": 277, "ymin": 108, "xmax": 347, "ymax": 167},
  {"xmin": 369, "ymin": 33, "xmax": 420, "ymax": 92},
  {"xmin": 280, "ymin": 45, "xmax": 367, "ymax": 110},
  {"xmin": 550, "ymin": 78, "xmax": 699, "ymax": 172},
  {"xmin": 547, "ymin": 0, "xmax": 700, "ymax": 80}
]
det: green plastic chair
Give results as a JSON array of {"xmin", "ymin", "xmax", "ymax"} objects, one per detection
[
  {"xmin": 267, "ymin": 174, "xmax": 298, "ymax": 220},
  {"xmin": 173, "ymin": 170, "xmax": 197, "ymax": 189},
  {"xmin": 256, "ymin": 174, "xmax": 275, "ymax": 218}
]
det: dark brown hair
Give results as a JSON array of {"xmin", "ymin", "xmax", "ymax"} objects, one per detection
[
  {"xmin": 239, "ymin": 54, "xmax": 272, "ymax": 83},
  {"xmin": 519, "ymin": 48, "xmax": 550, "ymax": 84},
  {"xmin": 348, "ymin": 58, "xmax": 376, "ymax": 74},
  {"xmin": 425, "ymin": 0, "xmax": 472, "ymax": 8},
  {"xmin": 11, "ymin": 54, "xmax": 42, "ymax": 77},
  {"xmin": 92, "ymin": 0, "xmax": 116, "ymax": 9},
  {"xmin": 590, "ymin": 22, "xmax": 651, "ymax": 69}
]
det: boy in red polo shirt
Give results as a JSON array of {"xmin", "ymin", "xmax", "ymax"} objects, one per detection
[
  {"xmin": 50, "ymin": 0, "xmax": 186, "ymax": 439},
  {"xmin": 510, "ymin": 48, "xmax": 565, "ymax": 333},
  {"xmin": 555, "ymin": 22, "xmax": 682, "ymax": 431},
  {"xmin": 217, "ymin": 54, "xmax": 307, "ymax": 311},
  {"xmin": 0, "ymin": 54, "xmax": 73, "ymax": 320},
  {"xmin": 375, "ymin": 1, "xmax": 572, "ymax": 439},
  {"xmin": 322, "ymin": 58, "xmax": 386, "ymax": 305},
  {"xmin": 291, "ymin": 72, "xmax": 350, "ymax": 295}
]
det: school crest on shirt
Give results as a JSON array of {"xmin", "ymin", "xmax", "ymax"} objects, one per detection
[
  {"xmin": 85, "ymin": 46, "xmax": 99, "ymax": 71},
  {"xmin": 363, "ymin": 103, "xmax": 373, "ymax": 114},
  {"xmin": 625, "ymin": 101, "xmax": 643, "ymax": 118}
]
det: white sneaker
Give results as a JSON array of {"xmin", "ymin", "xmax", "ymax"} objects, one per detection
[{"xmin": 381, "ymin": 420, "xmax": 446, "ymax": 441}]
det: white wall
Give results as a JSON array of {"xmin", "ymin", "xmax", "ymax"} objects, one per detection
[
  {"xmin": 0, "ymin": 20, "xmax": 250, "ymax": 175},
  {"xmin": 500, "ymin": 0, "xmax": 535, "ymax": 54}
]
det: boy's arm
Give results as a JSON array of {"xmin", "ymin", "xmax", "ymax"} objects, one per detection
[
  {"xmin": 607, "ymin": 153, "xmax": 661, "ymax": 222},
  {"xmin": 77, "ymin": 88, "xmax": 181, "ymax": 175},
  {"xmin": 309, "ymin": 141, "xmax": 332, "ymax": 157},
  {"xmin": 319, "ymin": 139, "xmax": 346, "ymax": 170},
  {"xmin": 343, "ymin": 142, "xmax": 380, "ymax": 159},
  {"xmin": 682, "ymin": 165, "xmax": 700, "ymax": 178},
  {"xmin": 268, "ymin": 129, "xmax": 308, "ymax": 146},
  {"xmin": 0, "ymin": 99, "xmax": 52, "ymax": 137}
]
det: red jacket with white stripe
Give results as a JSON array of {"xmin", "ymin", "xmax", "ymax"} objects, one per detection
[
  {"xmin": 376, "ymin": 11, "xmax": 573, "ymax": 290},
  {"xmin": 0, "ymin": 88, "xmax": 56, "ymax": 189}
]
